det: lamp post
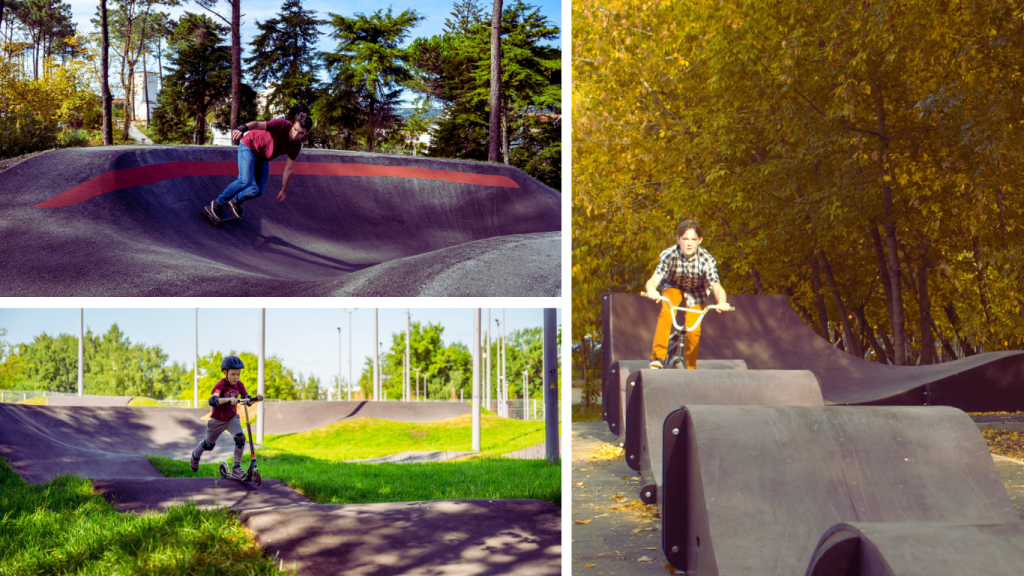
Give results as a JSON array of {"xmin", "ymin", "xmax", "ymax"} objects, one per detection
[
  {"xmin": 337, "ymin": 327, "xmax": 342, "ymax": 401},
  {"xmin": 413, "ymin": 367, "xmax": 422, "ymax": 401},
  {"xmin": 523, "ymin": 366, "xmax": 529, "ymax": 420},
  {"xmin": 345, "ymin": 309, "xmax": 355, "ymax": 400}
]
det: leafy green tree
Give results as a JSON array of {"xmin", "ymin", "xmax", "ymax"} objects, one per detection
[
  {"xmin": 410, "ymin": 0, "xmax": 560, "ymax": 186},
  {"xmin": 318, "ymin": 7, "xmax": 424, "ymax": 151},
  {"xmin": 0, "ymin": 328, "xmax": 27, "ymax": 390},
  {"xmin": 180, "ymin": 350, "xmax": 300, "ymax": 401},
  {"xmin": 244, "ymin": 0, "xmax": 322, "ymax": 119},
  {"xmin": 153, "ymin": 12, "xmax": 230, "ymax": 144},
  {"xmin": 359, "ymin": 322, "xmax": 473, "ymax": 401},
  {"xmin": 18, "ymin": 332, "xmax": 78, "ymax": 392}
]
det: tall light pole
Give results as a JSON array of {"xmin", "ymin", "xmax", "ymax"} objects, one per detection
[
  {"xmin": 194, "ymin": 308, "xmax": 198, "ymax": 409},
  {"xmin": 543, "ymin": 309, "xmax": 558, "ymax": 463},
  {"xmin": 337, "ymin": 327, "xmax": 342, "ymax": 401},
  {"xmin": 406, "ymin": 309, "xmax": 411, "ymax": 401},
  {"xmin": 413, "ymin": 367, "xmax": 422, "ymax": 401},
  {"xmin": 473, "ymin": 309, "xmax": 481, "ymax": 452},
  {"xmin": 523, "ymin": 368, "xmax": 529, "ymax": 420},
  {"xmin": 346, "ymin": 309, "xmax": 355, "ymax": 400},
  {"xmin": 374, "ymin": 309, "xmax": 379, "ymax": 401},
  {"xmin": 78, "ymin": 309, "xmax": 84, "ymax": 397},
  {"xmin": 257, "ymin": 309, "xmax": 265, "ymax": 444}
]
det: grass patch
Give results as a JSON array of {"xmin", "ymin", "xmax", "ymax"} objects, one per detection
[
  {"xmin": 260, "ymin": 413, "xmax": 546, "ymax": 460},
  {"xmin": 16, "ymin": 397, "xmax": 47, "ymax": 405},
  {"xmin": 0, "ymin": 457, "xmax": 288, "ymax": 576},
  {"xmin": 150, "ymin": 453, "xmax": 561, "ymax": 506},
  {"xmin": 127, "ymin": 397, "xmax": 163, "ymax": 407}
]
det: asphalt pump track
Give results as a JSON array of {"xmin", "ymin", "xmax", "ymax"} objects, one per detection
[
  {"xmin": 0, "ymin": 403, "xmax": 561, "ymax": 575},
  {"xmin": 601, "ymin": 292, "xmax": 1024, "ymax": 411},
  {"xmin": 0, "ymin": 146, "xmax": 561, "ymax": 297}
]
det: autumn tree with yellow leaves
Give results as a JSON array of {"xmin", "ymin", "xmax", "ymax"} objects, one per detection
[{"xmin": 573, "ymin": 0, "xmax": 1024, "ymax": 369}]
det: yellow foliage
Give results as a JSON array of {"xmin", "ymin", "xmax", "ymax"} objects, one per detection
[{"xmin": 1, "ymin": 35, "xmax": 99, "ymax": 130}]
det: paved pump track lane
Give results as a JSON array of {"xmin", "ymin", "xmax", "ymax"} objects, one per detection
[
  {"xmin": 601, "ymin": 292, "xmax": 1024, "ymax": 410},
  {"xmin": 0, "ymin": 147, "xmax": 561, "ymax": 296},
  {"xmin": 0, "ymin": 404, "xmax": 561, "ymax": 575}
]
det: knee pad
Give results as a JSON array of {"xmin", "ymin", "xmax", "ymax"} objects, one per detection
[
  {"xmin": 234, "ymin": 433, "xmax": 246, "ymax": 449},
  {"xmin": 202, "ymin": 440, "xmax": 216, "ymax": 451}
]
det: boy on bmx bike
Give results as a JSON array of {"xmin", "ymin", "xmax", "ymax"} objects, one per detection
[{"xmin": 644, "ymin": 220, "xmax": 733, "ymax": 369}]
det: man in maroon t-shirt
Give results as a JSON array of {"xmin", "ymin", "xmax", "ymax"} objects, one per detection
[{"xmin": 210, "ymin": 112, "xmax": 312, "ymax": 220}]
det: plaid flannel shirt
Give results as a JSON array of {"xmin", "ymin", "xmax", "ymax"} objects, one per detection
[{"xmin": 655, "ymin": 245, "xmax": 720, "ymax": 307}]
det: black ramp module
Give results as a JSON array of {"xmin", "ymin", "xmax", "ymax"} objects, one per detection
[
  {"xmin": 661, "ymin": 405, "xmax": 1019, "ymax": 576},
  {"xmin": 603, "ymin": 292, "xmax": 1024, "ymax": 411},
  {"xmin": 625, "ymin": 369, "xmax": 823, "ymax": 505},
  {"xmin": 0, "ymin": 146, "xmax": 560, "ymax": 297},
  {"xmin": 604, "ymin": 358, "xmax": 747, "ymax": 436},
  {"xmin": 260, "ymin": 400, "xmax": 471, "ymax": 435},
  {"xmin": 805, "ymin": 522, "xmax": 1024, "ymax": 576}
]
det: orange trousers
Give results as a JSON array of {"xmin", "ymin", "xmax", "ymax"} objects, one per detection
[{"xmin": 651, "ymin": 287, "xmax": 702, "ymax": 369}]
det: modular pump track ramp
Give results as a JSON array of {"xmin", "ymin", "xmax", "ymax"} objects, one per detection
[
  {"xmin": 622, "ymin": 369, "xmax": 823, "ymax": 505},
  {"xmin": 601, "ymin": 292, "xmax": 1024, "ymax": 410},
  {"xmin": 0, "ymin": 404, "xmax": 561, "ymax": 575},
  {"xmin": 659, "ymin": 405, "xmax": 1019, "ymax": 576},
  {"xmin": 603, "ymin": 358, "xmax": 748, "ymax": 437},
  {"xmin": 0, "ymin": 146, "xmax": 561, "ymax": 297}
]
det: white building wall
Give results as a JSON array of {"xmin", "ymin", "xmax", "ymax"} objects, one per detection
[{"xmin": 133, "ymin": 71, "xmax": 160, "ymax": 125}]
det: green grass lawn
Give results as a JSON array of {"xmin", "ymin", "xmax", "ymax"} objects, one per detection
[
  {"xmin": 260, "ymin": 413, "xmax": 547, "ymax": 459},
  {"xmin": 151, "ymin": 413, "xmax": 562, "ymax": 506},
  {"xmin": 0, "ymin": 458, "xmax": 289, "ymax": 576}
]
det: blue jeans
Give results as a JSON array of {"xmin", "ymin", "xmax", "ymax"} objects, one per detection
[{"xmin": 216, "ymin": 142, "xmax": 269, "ymax": 205}]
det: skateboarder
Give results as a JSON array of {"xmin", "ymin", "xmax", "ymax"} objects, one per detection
[
  {"xmin": 208, "ymin": 113, "xmax": 312, "ymax": 221},
  {"xmin": 643, "ymin": 220, "xmax": 731, "ymax": 369},
  {"xmin": 190, "ymin": 355, "xmax": 264, "ymax": 478}
]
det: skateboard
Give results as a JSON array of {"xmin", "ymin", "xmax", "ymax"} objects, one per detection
[{"xmin": 203, "ymin": 204, "xmax": 239, "ymax": 227}]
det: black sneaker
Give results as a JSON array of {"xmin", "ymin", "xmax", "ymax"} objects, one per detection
[
  {"xmin": 209, "ymin": 200, "xmax": 223, "ymax": 221},
  {"xmin": 228, "ymin": 200, "xmax": 244, "ymax": 218},
  {"xmin": 190, "ymin": 450, "xmax": 201, "ymax": 472}
]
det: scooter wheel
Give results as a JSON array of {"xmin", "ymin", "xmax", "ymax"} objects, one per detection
[{"xmin": 253, "ymin": 471, "xmax": 262, "ymax": 486}]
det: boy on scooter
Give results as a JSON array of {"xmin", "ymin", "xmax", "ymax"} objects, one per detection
[
  {"xmin": 190, "ymin": 355, "xmax": 263, "ymax": 478},
  {"xmin": 643, "ymin": 220, "xmax": 732, "ymax": 369}
]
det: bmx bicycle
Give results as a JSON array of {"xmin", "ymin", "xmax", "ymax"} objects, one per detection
[{"xmin": 650, "ymin": 294, "xmax": 734, "ymax": 369}]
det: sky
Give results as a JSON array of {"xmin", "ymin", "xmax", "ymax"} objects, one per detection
[
  {"xmin": 65, "ymin": 0, "xmax": 562, "ymax": 102},
  {"xmin": 0, "ymin": 307, "xmax": 562, "ymax": 392}
]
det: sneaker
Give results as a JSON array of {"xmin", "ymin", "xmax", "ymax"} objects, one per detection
[
  {"xmin": 190, "ymin": 451, "xmax": 201, "ymax": 473},
  {"xmin": 231, "ymin": 467, "xmax": 247, "ymax": 480},
  {"xmin": 649, "ymin": 359, "xmax": 664, "ymax": 369},
  {"xmin": 228, "ymin": 199, "xmax": 244, "ymax": 218},
  {"xmin": 209, "ymin": 200, "xmax": 223, "ymax": 220}
]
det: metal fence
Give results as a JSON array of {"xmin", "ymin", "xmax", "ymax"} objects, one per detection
[
  {"xmin": 489, "ymin": 399, "xmax": 561, "ymax": 421},
  {"xmin": 0, "ymin": 390, "xmax": 76, "ymax": 403}
]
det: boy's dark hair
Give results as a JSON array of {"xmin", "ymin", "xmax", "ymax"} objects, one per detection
[
  {"xmin": 294, "ymin": 112, "xmax": 313, "ymax": 131},
  {"xmin": 676, "ymin": 220, "xmax": 702, "ymax": 239}
]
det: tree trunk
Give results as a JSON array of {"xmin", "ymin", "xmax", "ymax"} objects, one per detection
[
  {"xmin": 928, "ymin": 316, "xmax": 958, "ymax": 361},
  {"xmin": 917, "ymin": 247, "xmax": 936, "ymax": 365},
  {"xmin": 873, "ymin": 78, "xmax": 907, "ymax": 365},
  {"xmin": 143, "ymin": 54, "xmax": 150, "ymax": 128},
  {"xmin": 809, "ymin": 252, "xmax": 831, "ymax": 340},
  {"xmin": 972, "ymin": 235, "xmax": 993, "ymax": 331},
  {"xmin": 501, "ymin": 99, "xmax": 509, "ymax": 164},
  {"xmin": 943, "ymin": 302, "xmax": 976, "ymax": 357},
  {"xmin": 101, "ymin": 0, "xmax": 112, "ymax": 146},
  {"xmin": 487, "ymin": 0, "xmax": 502, "ymax": 162},
  {"xmin": 853, "ymin": 304, "xmax": 889, "ymax": 364},
  {"xmin": 819, "ymin": 250, "xmax": 862, "ymax": 358},
  {"xmin": 0, "ymin": 0, "xmax": 5, "ymax": 31},
  {"xmin": 230, "ymin": 0, "xmax": 241, "ymax": 138}
]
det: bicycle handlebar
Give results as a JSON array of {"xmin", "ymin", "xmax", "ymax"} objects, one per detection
[{"xmin": 649, "ymin": 294, "xmax": 734, "ymax": 332}]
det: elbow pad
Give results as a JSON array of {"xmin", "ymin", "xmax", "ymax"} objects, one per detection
[{"xmin": 208, "ymin": 396, "xmax": 219, "ymax": 408}]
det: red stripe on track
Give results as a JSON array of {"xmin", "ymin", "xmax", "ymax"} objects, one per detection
[{"xmin": 34, "ymin": 160, "xmax": 519, "ymax": 208}]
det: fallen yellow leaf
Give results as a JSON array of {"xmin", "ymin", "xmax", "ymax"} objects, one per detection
[
  {"xmin": 639, "ymin": 556, "xmax": 653, "ymax": 562},
  {"xmin": 575, "ymin": 519, "xmax": 592, "ymax": 524},
  {"xmin": 585, "ymin": 564, "xmax": 596, "ymax": 568},
  {"xmin": 643, "ymin": 547, "xmax": 658, "ymax": 550}
]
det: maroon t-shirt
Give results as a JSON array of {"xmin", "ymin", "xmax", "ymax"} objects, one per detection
[
  {"xmin": 242, "ymin": 118, "xmax": 302, "ymax": 161},
  {"xmin": 210, "ymin": 378, "xmax": 249, "ymax": 422}
]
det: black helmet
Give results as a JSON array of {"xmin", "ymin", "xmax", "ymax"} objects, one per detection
[{"xmin": 221, "ymin": 355, "xmax": 245, "ymax": 371}]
